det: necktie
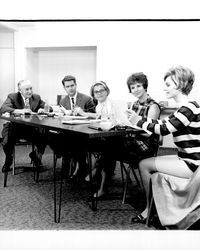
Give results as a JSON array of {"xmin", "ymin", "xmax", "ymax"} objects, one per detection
[
  {"xmin": 71, "ymin": 97, "xmax": 75, "ymax": 110},
  {"xmin": 24, "ymin": 98, "xmax": 30, "ymax": 109}
]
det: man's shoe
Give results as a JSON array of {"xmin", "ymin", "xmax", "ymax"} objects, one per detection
[
  {"xmin": 2, "ymin": 157, "xmax": 13, "ymax": 173},
  {"xmin": 29, "ymin": 151, "xmax": 41, "ymax": 167},
  {"xmin": 2, "ymin": 164, "xmax": 12, "ymax": 173}
]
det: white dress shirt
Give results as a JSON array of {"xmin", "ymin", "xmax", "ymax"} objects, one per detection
[{"xmin": 96, "ymin": 98, "xmax": 116, "ymax": 120}]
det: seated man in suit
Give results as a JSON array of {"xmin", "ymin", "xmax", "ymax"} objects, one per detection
[
  {"xmin": 49, "ymin": 75, "xmax": 96, "ymax": 180},
  {"xmin": 0, "ymin": 80, "xmax": 48, "ymax": 173},
  {"xmin": 59, "ymin": 75, "xmax": 95, "ymax": 114}
]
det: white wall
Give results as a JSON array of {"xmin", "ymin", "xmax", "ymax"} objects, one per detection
[
  {"xmin": 26, "ymin": 48, "xmax": 39, "ymax": 92},
  {"xmin": 25, "ymin": 46, "xmax": 96, "ymax": 105},
  {"xmin": 38, "ymin": 47, "xmax": 96, "ymax": 104},
  {"xmin": 0, "ymin": 31, "xmax": 14, "ymax": 135},
  {"xmin": 0, "ymin": 31, "xmax": 14, "ymax": 102},
  {"xmin": 13, "ymin": 21, "xmax": 200, "ymax": 105}
]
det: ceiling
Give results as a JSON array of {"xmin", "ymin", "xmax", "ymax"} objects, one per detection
[
  {"xmin": 0, "ymin": 23, "xmax": 14, "ymax": 32},
  {"xmin": 0, "ymin": 22, "xmax": 37, "ymax": 32}
]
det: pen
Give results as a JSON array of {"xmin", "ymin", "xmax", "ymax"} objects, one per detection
[
  {"xmin": 88, "ymin": 125, "xmax": 102, "ymax": 131},
  {"xmin": 59, "ymin": 105, "xmax": 70, "ymax": 114}
]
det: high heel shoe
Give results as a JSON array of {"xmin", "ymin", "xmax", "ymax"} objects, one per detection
[
  {"xmin": 85, "ymin": 168, "xmax": 98, "ymax": 182},
  {"xmin": 131, "ymin": 214, "xmax": 147, "ymax": 224},
  {"xmin": 93, "ymin": 189, "xmax": 108, "ymax": 200}
]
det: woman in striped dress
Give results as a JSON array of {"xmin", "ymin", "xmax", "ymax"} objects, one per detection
[{"xmin": 127, "ymin": 65, "xmax": 200, "ymax": 224}]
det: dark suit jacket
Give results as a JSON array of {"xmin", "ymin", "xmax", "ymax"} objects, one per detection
[
  {"xmin": 59, "ymin": 92, "xmax": 95, "ymax": 113},
  {"xmin": 0, "ymin": 92, "xmax": 45, "ymax": 114},
  {"xmin": 0, "ymin": 92, "xmax": 47, "ymax": 152}
]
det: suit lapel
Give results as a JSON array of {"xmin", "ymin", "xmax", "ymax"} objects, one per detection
[
  {"xmin": 29, "ymin": 96, "xmax": 35, "ymax": 110},
  {"xmin": 76, "ymin": 92, "xmax": 81, "ymax": 107},
  {"xmin": 64, "ymin": 95, "xmax": 71, "ymax": 109},
  {"xmin": 17, "ymin": 92, "xmax": 25, "ymax": 108}
]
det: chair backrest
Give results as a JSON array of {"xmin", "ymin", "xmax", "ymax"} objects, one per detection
[
  {"xmin": 15, "ymin": 139, "xmax": 33, "ymax": 146},
  {"xmin": 57, "ymin": 95, "xmax": 65, "ymax": 105}
]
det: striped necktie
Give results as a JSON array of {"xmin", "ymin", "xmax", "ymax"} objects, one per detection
[{"xmin": 24, "ymin": 98, "xmax": 30, "ymax": 109}]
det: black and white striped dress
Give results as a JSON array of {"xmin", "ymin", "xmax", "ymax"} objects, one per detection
[{"xmin": 137, "ymin": 101, "xmax": 200, "ymax": 171}]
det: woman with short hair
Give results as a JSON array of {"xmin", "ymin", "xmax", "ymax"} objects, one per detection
[{"xmin": 127, "ymin": 66, "xmax": 200, "ymax": 224}]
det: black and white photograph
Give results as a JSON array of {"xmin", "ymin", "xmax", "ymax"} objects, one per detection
[{"xmin": 0, "ymin": 1, "xmax": 200, "ymax": 249}]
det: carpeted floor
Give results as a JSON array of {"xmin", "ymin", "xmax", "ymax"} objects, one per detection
[{"xmin": 0, "ymin": 144, "xmax": 157, "ymax": 230}]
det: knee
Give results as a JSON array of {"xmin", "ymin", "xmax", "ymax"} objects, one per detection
[{"xmin": 139, "ymin": 158, "xmax": 151, "ymax": 173}]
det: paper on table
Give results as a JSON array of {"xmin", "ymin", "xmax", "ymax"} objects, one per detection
[
  {"xmin": 63, "ymin": 115, "xmax": 88, "ymax": 120},
  {"xmin": 62, "ymin": 120, "xmax": 91, "ymax": 125},
  {"xmin": 61, "ymin": 119, "xmax": 102, "ymax": 125}
]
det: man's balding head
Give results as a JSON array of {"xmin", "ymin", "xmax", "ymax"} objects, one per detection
[{"xmin": 18, "ymin": 80, "xmax": 33, "ymax": 98}]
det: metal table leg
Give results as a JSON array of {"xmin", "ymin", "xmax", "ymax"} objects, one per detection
[
  {"xmin": 53, "ymin": 153, "xmax": 65, "ymax": 223},
  {"xmin": 86, "ymin": 151, "xmax": 97, "ymax": 211},
  {"xmin": 53, "ymin": 153, "xmax": 58, "ymax": 222},
  {"xmin": 3, "ymin": 172, "xmax": 8, "ymax": 187}
]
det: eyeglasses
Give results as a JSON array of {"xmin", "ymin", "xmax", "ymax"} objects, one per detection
[{"xmin": 94, "ymin": 89, "xmax": 106, "ymax": 95}]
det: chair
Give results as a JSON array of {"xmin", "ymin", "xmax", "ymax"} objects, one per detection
[
  {"xmin": 120, "ymin": 135, "xmax": 163, "ymax": 204},
  {"xmin": 3, "ymin": 139, "xmax": 38, "ymax": 187},
  {"xmin": 146, "ymin": 167, "xmax": 200, "ymax": 230},
  {"xmin": 120, "ymin": 160, "xmax": 142, "ymax": 204},
  {"xmin": 57, "ymin": 95, "xmax": 65, "ymax": 106},
  {"xmin": 13, "ymin": 139, "xmax": 35, "ymax": 175}
]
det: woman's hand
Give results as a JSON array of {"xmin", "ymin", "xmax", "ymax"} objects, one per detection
[{"xmin": 125, "ymin": 109, "xmax": 140, "ymax": 125}]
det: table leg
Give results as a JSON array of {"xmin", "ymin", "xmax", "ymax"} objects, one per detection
[
  {"xmin": 53, "ymin": 153, "xmax": 57, "ymax": 222},
  {"xmin": 86, "ymin": 151, "xmax": 97, "ymax": 211},
  {"xmin": 3, "ymin": 172, "xmax": 8, "ymax": 187},
  {"xmin": 57, "ymin": 157, "xmax": 64, "ymax": 223},
  {"xmin": 53, "ymin": 154, "xmax": 65, "ymax": 223},
  {"xmin": 53, "ymin": 150, "xmax": 97, "ymax": 222}
]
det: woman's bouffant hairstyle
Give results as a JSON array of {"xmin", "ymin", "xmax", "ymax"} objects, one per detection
[
  {"xmin": 164, "ymin": 66, "xmax": 195, "ymax": 95},
  {"xmin": 127, "ymin": 72, "xmax": 148, "ymax": 93},
  {"xmin": 62, "ymin": 75, "xmax": 76, "ymax": 86},
  {"xmin": 90, "ymin": 81, "xmax": 110, "ymax": 98}
]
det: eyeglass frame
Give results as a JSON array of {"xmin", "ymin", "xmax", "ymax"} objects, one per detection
[{"xmin": 93, "ymin": 89, "xmax": 106, "ymax": 95}]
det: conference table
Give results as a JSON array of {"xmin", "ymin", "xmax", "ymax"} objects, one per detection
[{"xmin": 0, "ymin": 113, "xmax": 143, "ymax": 222}]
